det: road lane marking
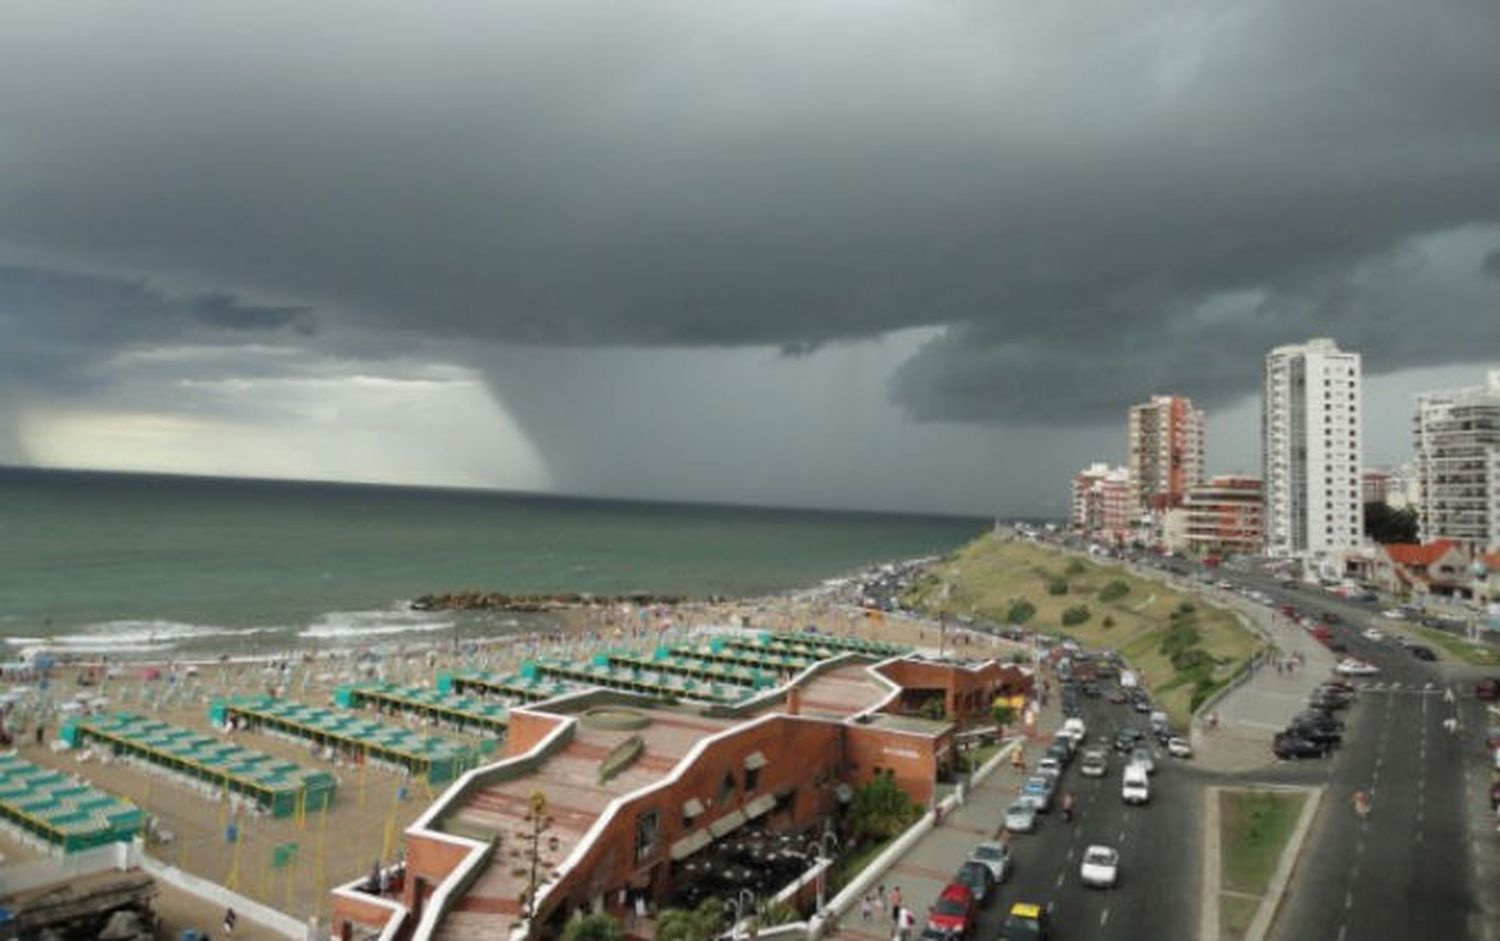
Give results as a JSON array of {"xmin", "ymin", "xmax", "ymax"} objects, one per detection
[
  {"xmin": 1100, "ymin": 909, "xmax": 1109, "ymax": 926},
  {"xmin": 1065, "ymin": 847, "xmax": 1074, "ymax": 862},
  {"xmin": 1338, "ymin": 923, "xmax": 1348, "ymax": 941},
  {"xmin": 1345, "ymin": 890, "xmax": 1353, "ymax": 910},
  {"xmin": 1055, "ymin": 873, "xmax": 1065, "ymax": 889}
]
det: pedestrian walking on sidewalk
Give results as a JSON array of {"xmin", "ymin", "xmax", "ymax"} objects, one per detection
[
  {"xmin": 890, "ymin": 886, "xmax": 903, "ymax": 924},
  {"xmin": 861, "ymin": 892, "xmax": 873, "ymax": 922}
]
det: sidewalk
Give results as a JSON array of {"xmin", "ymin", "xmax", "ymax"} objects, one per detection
[
  {"xmin": 1183, "ymin": 586, "xmax": 1338, "ymax": 775},
  {"xmin": 822, "ymin": 697, "xmax": 1062, "ymax": 941}
]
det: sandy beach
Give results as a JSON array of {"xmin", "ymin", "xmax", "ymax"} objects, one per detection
[{"xmin": 0, "ymin": 583, "xmax": 987, "ymax": 936}]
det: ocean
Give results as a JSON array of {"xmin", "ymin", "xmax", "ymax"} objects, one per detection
[{"xmin": 0, "ymin": 467, "xmax": 984, "ymax": 659}]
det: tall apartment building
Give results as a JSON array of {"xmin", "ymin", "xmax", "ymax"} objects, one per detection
[
  {"xmin": 1414, "ymin": 369, "xmax": 1500, "ymax": 550},
  {"xmin": 1070, "ymin": 463, "xmax": 1134, "ymax": 542},
  {"xmin": 1262, "ymin": 338, "xmax": 1363, "ymax": 557},
  {"xmin": 1128, "ymin": 395, "xmax": 1206, "ymax": 512}
]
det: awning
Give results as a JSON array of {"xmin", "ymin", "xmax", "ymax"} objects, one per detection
[
  {"xmin": 682, "ymin": 797, "xmax": 705, "ymax": 818},
  {"xmin": 833, "ymin": 783, "xmax": 855, "ymax": 803},
  {"xmin": 708, "ymin": 809, "xmax": 747, "ymax": 838},
  {"xmin": 743, "ymin": 793, "xmax": 777, "ymax": 820},
  {"xmin": 670, "ymin": 830, "xmax": 712, "ymax": 861},
  {"xmin": 743, "ymin": 751, "xmax": 768, "ymax": 771}
]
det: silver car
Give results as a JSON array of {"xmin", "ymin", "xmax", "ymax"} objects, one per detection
[
  {"xmin": 1079, "ymin": 748, "xmax": 1108, "ymax": 778},
  {"xmin": 1004, "ymin": 800, "xmax": 1038, "ymax": 833}
]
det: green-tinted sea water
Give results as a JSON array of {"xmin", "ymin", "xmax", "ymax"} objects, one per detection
[{"xmin": 0, "ymin": 468, "xmax": 983, "ymax": 657}]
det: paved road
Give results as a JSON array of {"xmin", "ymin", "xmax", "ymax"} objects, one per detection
[
  {"xmin": 1220, "ymin": 576, "xmax": 1500, "ymax": 941},
  {"xmin": 833, "ymin": 690, "xmax": 1202, "ymax": 941}
]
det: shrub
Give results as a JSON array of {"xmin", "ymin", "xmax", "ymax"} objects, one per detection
[
  {"xmin": 991, "ymin": 703, "xmax": 1016, "ymax": 727},
  {"xmin": 1160, "ymin": 622, "xmax": 1202, "ymax": 659},
  {"xmin": 1102, "ymin": 615, "xmax": 1115, "ymax": 629},
  {"xmin": 1099, "ymin": 580, "xmax": 1130, "ymax": 602},
  {"xmin": 1177, "ymin": 601, "xmax": 1197, "ymax": 615},
  {"xmin": 1006, "ymin": 600, "xmax": 1036, "ymax": 624},
  {"xmin": 1061, "ymin": 605, "xmax": 1091, "ymax": 627},
  {"xmin": 564, "ymin": 915, "xmax": 623, "ymax": 941},
  {"xmin": 1065, "ymin": 559, "xmax": 1087, "ymax": 576},
  {"xmin": 1047, "ymin": 579, "xmax": 1069, "ymax": 596}
]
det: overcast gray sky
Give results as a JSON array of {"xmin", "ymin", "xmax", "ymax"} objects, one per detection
[{"xmin": 1, "ymin": 0, "xmax": 1496, "ymax": 515}]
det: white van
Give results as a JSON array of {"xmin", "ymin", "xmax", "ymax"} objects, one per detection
[
  {"xmin": 1061, "ymin": 717, "xmax": 1087, "ymax": 746},
  {"xmin": 1121, "ymin": 764, "xmax": 1150, "ymax": 805}
]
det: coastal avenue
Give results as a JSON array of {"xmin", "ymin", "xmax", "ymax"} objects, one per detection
[{"xmin": 1199, "ymin": 570, "xmax": 1500, "ymax": 941}]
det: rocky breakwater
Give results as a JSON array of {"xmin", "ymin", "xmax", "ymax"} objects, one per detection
[{"xmin": 410, "ymin": 591, "xmax": 692, "ymax": 613}]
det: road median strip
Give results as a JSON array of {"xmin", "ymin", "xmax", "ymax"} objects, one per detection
[{"xmin": 1205, "ymin": 784, "xmax": 1322, "ymax": 941}]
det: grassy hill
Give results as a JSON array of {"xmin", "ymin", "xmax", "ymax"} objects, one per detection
[{"xmin": 904, "ymin": 533, "xmax": 1263, "ymax": 725}]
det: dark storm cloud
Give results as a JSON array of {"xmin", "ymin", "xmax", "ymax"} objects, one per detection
[{"xmin": 0, "ymin": 0, "xmax": 1495, "ymax": 427}]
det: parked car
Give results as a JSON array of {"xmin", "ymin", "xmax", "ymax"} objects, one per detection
[
  {"xmin": 1022, "ymin": 776, "xmax": 1054, "ymax": 812},
  {"xmin": 927, "ymin": 884, "xmax": 977, "ymax": 938},
  {"xmin": 1335, "ymin": 658, "xmax": 1379, "ymax": 676},
  {"xmin": 1079, "ymin": 748, "xmax": 1109, "ymax": 777},
  {"xmin": 1167, "ymin": 737, "xmax": 1193, "ymax": 758},
  {"xmin": 1107, "ymin": 688, "xmax": 1129, "ymax": 705},
  {"xmin": 1273, "ymin": 733, "xmax": 1329, "ymax": 759},
  {"xmin": 1004, "ymin": 800, "xmax": 1039, "ymax": 833},
  {"xmin": 1361, "ymin": 628, "xmax": 1386, "ymax": 642},
  {"xmin": 1476, "ymin": 678, "xmax": 1500, "ymax": 701},
  {"xmin": 954, "ymin": 860, "xmax": 997, "ymax": 907},
  {"xmin": 1082, "ymin": 681, "xmax": 1102, "ymax": 698},
  {"xmin": 968, "ymin": 841, "xmax": 1012, "ymax": 883},
  {"xmin": 1036, "ymin": 756, "xmax": 1064, "ymax": 783},
  {"xmin": 1288, "ymin": 721, "xmax": 1342, "ymax": 748},
  {"xmin": 1079, "ymin": 845, "xmax": 1119, "ymax": 888},
  {"xmin": 1409, "ymin": 645, "xmax": 1438, "ymax": 662},
  {"xmin": 1381, "ymin": 609, "xmax": 1407, "ymax": 620}
]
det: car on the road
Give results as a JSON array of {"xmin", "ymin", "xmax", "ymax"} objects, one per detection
[
  {"xmin": 1061, "ymin": 717, "xmax": 1087, "ymax": 745},
  {"xmin": 1121, "ymin": 763, "xmax": 1150, "ymax": 804},
  {"xmin": 1327, "ymin": 641, "xmax": 1349, "ymax": 653},
  {"xmin": 1361, "ymin": 627, "xmax": 1386, "ymax": 642},
  {"xmin": 1287, "ymin": 721, "xmax": 1341, "ymax": 748},
  {"xmin": 1409, "ymin": 644, "xmax": 1438, "ymax": 661},
  {"xmin": 954, "ymin": 860, "xmax": 997, "ymax": 907},
  {"xmin": 1335, "ymin": 657, "xmax": 1379, "ymax": 676},
  {"xmin": 1036, "ymin": 756, "xmax": 1063, "ymax": 782},
  {"xmin": 927, "ymin": 883, "xmax": 976, "ymax": 938},
  {"xmin": 1167, "ymin": 736, "xmax": 1193, "ymax": 758},
  {"xmin": 1129, "ymin": 746, "xmax": 1155, "ymax": 774},
  {"xmin": 1079, "ymin": 748, "xmax": 1108, "ymax": 777},
  {"xmin": 968, "ymin": 841, "xmax": 1012, "ymax": 883},
  {"xmin": 1004, "ymin": 800, "xmax": 1039, "ymax": 833},
  {"xmin": 996, "ymin": 902, "xmax": 1051, "ymax": 941},
  {"xmin": 1082, "ymin": 681, "xmax": 1102, "ymax": 698},
  {"xmin": 1294, "ymin": 711, "xmax": 1344, "ymax": 732},
  {"xmin": 1079, "ymin": 844, "xmax": 1119, "ymax": 888},
  {"xmin": 1324, "ymin": 611, "xmax": 1342, "ymax": 624},
  {"xmin": 1476, "ymin": 678, "xmax": 1500, "ymax": 701},
  {"xmin": 1381, "ymin": 609, "xmax": 1407, "ymax": 620},
  {"xmin": 1022, "ymin": 776, "xmax": 1054, "ymax": 812},
  {"xmin": 1113, "ymin": 728, "xmax": 1143, "ymax": 752},
  {"xmin": 1273, "ymin": 732, "xmax": 1329, "ymax": 759},
  {"xmin": 1107, "ymin": 687, "xmax": 1129, "ymax": 705}
]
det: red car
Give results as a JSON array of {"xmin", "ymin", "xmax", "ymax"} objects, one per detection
[
  {"xmin": 927, "ymin": 884, "xmax": 977, "ymax": 939},
  {"xmin": 1475, "ymin": 678, "xmax": 1499, "ymax": 702}
]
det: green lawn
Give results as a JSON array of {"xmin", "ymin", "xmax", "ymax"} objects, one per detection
[
  {"xmin": 1219, "ymin": 790, "xmax": 1306, "ymax": 896},
  {"xmin": 830, "ymin": 836, "xmax": 895, "ymax": 890},
  {"xmin": 1218, "ymin": 893, "xmax": 1260, "ymax": 941},
  {"xmin": 904, "ymin": 534, "xmax": 1263, "ymax": 725},
  {"xmin": 1413, "ymin": 626, "xmax": 1500, "ymax": 667}
]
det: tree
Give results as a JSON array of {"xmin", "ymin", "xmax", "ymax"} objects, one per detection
[
  {"xmin": 849, "ymin": 771, "xmax": 922, "ymax": 842},
  {"xmin": 563, "ymin": 914, "xmax": 622, "ymax": 941},
  {"xmin": 1364, "ymin": 502, "xmax": 1418, "ymax": 544},
  {"xmin": 990, "ymin": 702, "xmax": 1015, "ymax": 729}
]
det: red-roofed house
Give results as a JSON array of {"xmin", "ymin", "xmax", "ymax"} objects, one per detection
[
  {"xmin": 1475, "ymin": 550, "xmax": 1500, "ymax": 604},
  {"xmin": 1373, "ymin": 540, "xmax": 1472, "ymax": 598}
]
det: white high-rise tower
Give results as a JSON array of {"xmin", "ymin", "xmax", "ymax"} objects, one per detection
[
  {"xmin": 1262, "ymin": 338, "xmax": 1363, "ymax": 557},
  {"xmin": 1414, "ymin": 369, "xmax": 1500, "ymax": 550}
]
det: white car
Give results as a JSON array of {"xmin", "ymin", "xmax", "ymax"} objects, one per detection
[
  {"xmin": 1167, "ymin": 737, "xmax": 1193, "ymax": 758},
  {"xmin": 1128, "ymin": 746, "xmax": 1155, "ymax": 775},
  {"xmin": 1061, "ymin": 717, "xmax": 1087, "ymax": 745},
  {"xmin": 1079, "ymin": 845, "xmax": 1119, "ymax": 887},
  {"xmin": 968, "ymin": 841, "xmax": 1012, "ymax": 883},
  {"xmin": 1335, "ymin": 657, "xmax": 1380, "ymax": 676},
  {"xmin": 1361, "ymin": 628, "xmax": 1385, "ymax": 642},
  {"xmin": 1036, "ymin": 756, "xmax": 1063, "ymax": 781},
  {"xmin": 1381, "ymin": 609, "xmax": 1407, "ymax": 621}
]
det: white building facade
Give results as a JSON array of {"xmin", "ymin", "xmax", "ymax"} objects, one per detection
[
  {"xmin": 1262, "ymin": 338, "xmax": 1363, "ymax": 557},
  {"xmin": 1415, "ymin": 369, "xmax": 1500, "ymax": 550}
]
